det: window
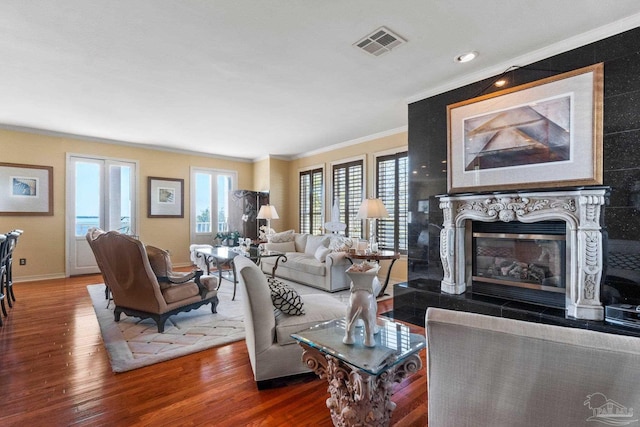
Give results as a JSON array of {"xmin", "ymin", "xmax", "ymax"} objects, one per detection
[
  {"xmin": 376, "ymin": 152, "xmax": 408, "ymax": 253},
  {"xmin": 333, "ymin": 160, "xmax": 364, "ymax": 237},
  {"xmin": 299, "ymin": 168, "xmax": 323, "ymax": 234},
  {"xmin": 191, "ymin": 168, "xmax": 236, "ymax": 243}
]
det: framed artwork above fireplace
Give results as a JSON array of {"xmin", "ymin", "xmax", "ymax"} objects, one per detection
[{"xmin": 447, "ymin": 63, "xmax": 603, "ymax": 193}]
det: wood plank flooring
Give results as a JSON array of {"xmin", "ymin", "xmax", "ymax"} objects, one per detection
[{"xmin": 0, "ymin": 273, "xmax": 427, "ymax": 426}]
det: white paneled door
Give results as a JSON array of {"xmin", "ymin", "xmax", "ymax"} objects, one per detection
[{"xmin": 66, "ymin": 155, "xmax": 137, "ymax": 276}]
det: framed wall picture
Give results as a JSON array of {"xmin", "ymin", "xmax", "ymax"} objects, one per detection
[
  {"xmin": 0, "ymin": 162, "xmax": 53, "ymax": 216},
  {"xmin": 447, "ymin": 63, "xmax": 603, "ymax": 193},
  {"xmin": 147, "ymin": 176, "xmax": 184, "ymax": 218}
]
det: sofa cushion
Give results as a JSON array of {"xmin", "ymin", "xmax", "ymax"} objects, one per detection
[
  {"xmin": 161, "ymin": 282, "xmax": 200, "ymax": 303},
  {"xmin": 314, "ymin": 246, "xmax": 332, "ymax": 262},
  {"xmin": 294, "ymin": 233, "xmax": 308, "ymax": 252},
  {"xmin": 265, "ymin": 241, "xmax": 296, "ymax": 252},
  {"xmin": 304, "ymin": 234, "xmax": 329, "ymax": 255},
  {"xmin": 267, "ymin": 278, "xmax": 305, "ymax": 315},
  {"xmin": 282, "ymin": 253, "xmax": 327, "ymax": 276},
  {"xmin": 275, "ymin": 293, "xmax": 346, "ymax": 345},
  {"xmin": 268, "ymin": 229, "xmax": 295, "ymax": 243}
]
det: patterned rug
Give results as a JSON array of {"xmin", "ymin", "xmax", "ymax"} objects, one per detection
[
  {"xmin": 88, "ymin": 276, "xmax": 393, "ymax": 373},
  {"xmin": 87, "ymin": 282, "xmax": 245, "ymax": 373}
]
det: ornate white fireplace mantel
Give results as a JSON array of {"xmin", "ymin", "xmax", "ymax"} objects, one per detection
[{"xmin": 438, "ymin": 187, "xmax": 609, "ymax": 320}]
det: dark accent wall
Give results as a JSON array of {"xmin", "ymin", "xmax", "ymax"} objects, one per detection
[{"xmin": 408, "ymin": 26, "xmax": 640, "ymax": 301}]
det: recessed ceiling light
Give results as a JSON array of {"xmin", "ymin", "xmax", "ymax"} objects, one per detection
[
  {"xmin": 495, "ymin": 79, "xmax": 507, "ymax": 87},
  {"xmin": 455, "ymin": 51, "xmax": 478, "ymax": 63}
]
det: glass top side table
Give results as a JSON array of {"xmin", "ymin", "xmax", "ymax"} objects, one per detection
[
  {"xmin": 291, "ymin": 317, "xmax": 424, "ymax": 375},
  {"xmin": 291, "ymin": 317, "xmax": 425, "ymax": 426}
]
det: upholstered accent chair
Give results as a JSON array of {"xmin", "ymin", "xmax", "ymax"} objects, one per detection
[
  {"xmin": 426, "ymin": 308, "xmax": 640, "ymax": 426},
  {"xmin": 86, "ymin": 228, "xmax": 219, "ymax": 332},
  {"xmin": 234, "ymin": 255, "xmax": 346, "ymax": 388}
]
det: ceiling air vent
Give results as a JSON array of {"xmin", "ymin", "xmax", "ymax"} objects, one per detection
[{"xmin": 354, "ymin": 26, "xmax": 406, "ymax": 57}]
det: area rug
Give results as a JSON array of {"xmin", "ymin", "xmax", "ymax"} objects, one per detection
[
  {"xmin": 87, "ymin": 282, "xmax": 245, "ymax": 373},
  {"xmin": 88, "ymin": 276, "xmax": 394, "ymax": 373}
]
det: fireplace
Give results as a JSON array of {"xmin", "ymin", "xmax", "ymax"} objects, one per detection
[
  {"xmin": 471, "ymin": 220, "xmax": 567, "ymax": 308},
  {"xmin": 438, "ymin": 187, "xmax": 608, "ymax": 320}
]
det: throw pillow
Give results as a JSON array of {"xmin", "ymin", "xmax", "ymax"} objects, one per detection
[
  {"xmin": 265, "ymin": 241, "xmax": 296, "ymax": 252},
  {"xmin": 268, "ymin": 229, "xmax": 295, "ymax": 243},
  {"xmin": 267, "ymin": 278, "xmax": 305, "ymax": 315},
  {"xmin": 328, "ymin": 235, "xmax": 353, "ymax": 252},
  {"xmin": 304, "ymin": 234, "xmax": 329, "ymax": 255},
  {"xmin": 314, "ymin": 246, "xmax": 332, "ymax": 262}
]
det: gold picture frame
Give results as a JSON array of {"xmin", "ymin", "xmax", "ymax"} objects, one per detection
[{"xmin": 447, "ymin": 63, "xmax": 603, "ymax": 193}]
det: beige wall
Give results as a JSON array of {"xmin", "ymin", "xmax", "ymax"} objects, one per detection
[
  {"xmin": 1, "ymin": 127, "xmax": 407, "ymax": 283},
  {"xmin": 267, "ymin": 157, "xmax": 290, "ymax": 233},
  {"xmin": 0, "ymin": 128, "xmax": 253, "ymax": 281},
  {"xmin": 252, "ymin": 157, "xmax": 269, "ymax": 192}
]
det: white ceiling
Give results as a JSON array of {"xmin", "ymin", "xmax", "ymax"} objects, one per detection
[{"xmin": 2, "ymin": 1, "xmax": 640, "ymax": 161}]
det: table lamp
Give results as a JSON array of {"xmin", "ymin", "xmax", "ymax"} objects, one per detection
[
  {"xmin": 355, "ymin": 198, "xmax": 389, "ymax": 253},
  {"xmin": 257, "ymin": 204, "xmax": 279, "ymax": 237}
]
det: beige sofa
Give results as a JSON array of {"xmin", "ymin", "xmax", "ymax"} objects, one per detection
[
  {"xmin": 235, "ymin": 255, "xmax": 346, "ymax": 387},
  {"xmin": 426, "ymin": 307, "xmax": 640, "ymax": 427},
  {"xmin": 260, "ymin": 231, "xmax": 352, "ymax": 292}
]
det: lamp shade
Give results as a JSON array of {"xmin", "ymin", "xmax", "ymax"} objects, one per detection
[
  {"xmin": 257, "ymin": 204, "xmax": 279, "ymax": 220},
  {"xmin": 355, "ymin": 198, "xmax": 389, "ymax": 220}
]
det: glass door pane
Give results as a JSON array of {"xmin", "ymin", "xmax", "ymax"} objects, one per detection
[
  {"xmin": 217, "ymin": 174, "xmax": 232, "ymax": 233},
  {"xmin": 75, "ymin": 161, "xmax": 102, "ymax": 237},
  {"xmin": 108, "ymin": 164, "xmax": 133, "ymax": 234},
  {"xmin": 195, "ymin": 172, "xmax": 212, "ymax": 233}
]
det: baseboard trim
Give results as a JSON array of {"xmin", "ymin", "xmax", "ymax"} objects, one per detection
[{"xmin": 15, "ymin": 273, "xmax": 67, "ymax": 283}]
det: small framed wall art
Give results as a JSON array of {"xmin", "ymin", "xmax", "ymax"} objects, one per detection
[
  {"xmin": 147, "ymin": 176, "xmax": 184, "ymax": 218},
  {"xmin": 0, "ymin": 162, "xmax": 53, "ymax": 216},
  {"xmin": 447, "ymin": 63, "xmax": 603, "ymax": 193}
]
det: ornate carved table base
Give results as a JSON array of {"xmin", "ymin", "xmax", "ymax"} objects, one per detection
[{"xmin": 300, "ymin": 343, "xmax": 422, "ymax": 427}]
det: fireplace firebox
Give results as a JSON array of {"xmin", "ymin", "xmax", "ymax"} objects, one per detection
[{"xmin": 471, "ymin": 220, "xmax": 567, "ymax": 308}]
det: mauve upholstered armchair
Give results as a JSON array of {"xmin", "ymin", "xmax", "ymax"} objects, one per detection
[{"xmin": 86, "ymin": 228, "xmax": 219, "ymax": 332}]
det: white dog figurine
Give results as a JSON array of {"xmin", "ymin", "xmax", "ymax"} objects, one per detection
[{"xmin": 343, "ymin": 263, "xmax": 381, "ymax": 347}]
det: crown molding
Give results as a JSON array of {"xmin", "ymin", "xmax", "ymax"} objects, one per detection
[
  {"xmin": 0, "ymin": 123, "xmax": 254, "ymax": 163},
  {"xmin": 292, "ymin": 126, "xmax": 408, "ymax": 160}
]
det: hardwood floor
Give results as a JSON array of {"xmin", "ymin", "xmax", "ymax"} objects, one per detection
[{"xmin": 0, "ymin": 274, "xmax": 427, "ymax": 426}]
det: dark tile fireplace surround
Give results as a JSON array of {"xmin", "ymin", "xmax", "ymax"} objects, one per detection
[{"xmin": 388, "ymin": 26, "xmax": 640, "ymax": 337}]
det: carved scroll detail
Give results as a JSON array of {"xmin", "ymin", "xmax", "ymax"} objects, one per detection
[
  {"xmin": 458, "ymin": 196, "xmax": 576, "ymax": 222},
  {"xmin": 300, "ymin": 345, "xmax": 422, "ymax": 427}
]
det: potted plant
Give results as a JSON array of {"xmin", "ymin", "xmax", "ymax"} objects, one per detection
[{"xmin": 215, "ymin": 231, "xmax": 241, "ymax": 246}]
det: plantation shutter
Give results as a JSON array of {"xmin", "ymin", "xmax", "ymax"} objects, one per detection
[
  {"xmin": 332, "ymin": 160, "xmax": 364, "ymax": 238},
  {"xmin": 299, "ymin": 168, "xmax": 323, "ymax": 235},
  {"xmin": 376, "ymin": 152, "xmax": 408, "ymax": 253}
]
